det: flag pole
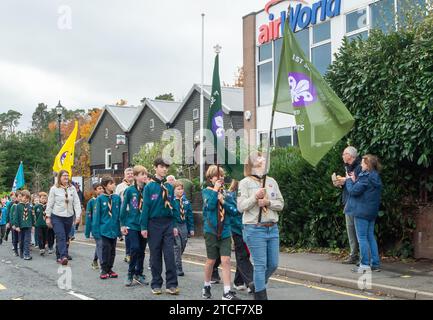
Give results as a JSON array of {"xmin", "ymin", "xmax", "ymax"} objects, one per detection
[{"xmin": 200, "ymin": 13, "xmax": 205, "ymax": 186}]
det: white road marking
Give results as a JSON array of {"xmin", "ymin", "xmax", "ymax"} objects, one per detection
[{"xmin": 67, "ymin": 291, "xmax": 95, "ymax": 300}]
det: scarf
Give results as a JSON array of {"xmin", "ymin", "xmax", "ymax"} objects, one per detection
[
  {"xmin": 210, "ymin": 183, "xmax": 226, "ymax": 240},
  {"xmin": 104, "ymin": 194, "xmax": 113, "ymax": 218},
  {"xmin": 153, "ymin": 177, "xmax": 173, "ymax": 210},
  {"xmin": 134, "ymin": 183, "xmax": 144, "ymax": 212},
  {"xmin": 250, "ymin": 175, "xmax": 268, "ymax": 217},
  {"xmin": 179, "ymin": 198, "xmax": 185, "ymax": 221}
]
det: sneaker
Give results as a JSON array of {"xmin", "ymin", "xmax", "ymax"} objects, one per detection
[
  {"xmin": 124, "ymin": 255, "xmax": 130, "ymax": 263},
  {"xmin": 91, "ymin": 260, "xmax": 99, "ymax": 270},
  {"xmin": 134, "ymin": 274, "xmax": 149, "ymax": 286},
  {"xmin": 13, "ymin": 251, "xmax": 19, "ymax": 257},
  {"xmin": 67, "ymin": 255, "xmax": 73, "ymax": 261},
  {"xmin": 177, "ymin": 271, "xmax": 185, "ymax": 277},
  {"xmin": 342, "ymin": 256, "xmax": 359, "ymax": 265},
  {"xmin": 108, "ymin": 271, "xmax": 118, "ymax": 278},
  {"xmin": 371, "ymin": 266, "xmax": 382, "ymax": 272},
  {"xmin": 124, "ymin": 274, "xmax": 134, "ymax": 287},
  {"xmin": 166, "ymin": 287, "xmax": 180, "ymax": 295},
  {"xmin": 61, "ymin": 257, "xmax": 69, "ymax": 266},
  {"xmin": 222, "ymin": 290, "xmax": 241, "ymax": 300},
  {"xmin": 48, "ymin": 249, "xmax": 54, "ymax": 254},
  {"xmin": 233, "ymin": 284, "xmax": 247, "ymax": 291},
  {"xmin": 100, "ymin": 273, "xmax": 109, "ymax": 280},
  {"xmin": 202, "ymin": 286, "xmax": 212, "ymax": 299},
  {"xmin": 40, "ymin": 249, "xmax": 45, "ymax": 256},
  {"xmin": 70, "ymin": 237, "xmax": 75, "ymax": 241},
  {"xmin": 20, "ymin": 253, "xmax": 24, "ymax": 259},
  {"xmin": 24, "ymin": 256, "xmax": 33, "ymax": 261},
  {"xmin": 152, "ymin": 288, "xmax": 162, "ymax": 295},
  {"xmin": 351, "ymin": 266, "xmax": 371, "ymax": 274}
]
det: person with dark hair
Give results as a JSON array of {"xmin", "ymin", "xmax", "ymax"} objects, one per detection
[
  {"xmin": 15, "ymin": 190, "xmax": 34, "ymax": 260},
  {"xmin": 85, "ymin": 183, "xmax": 104, "ymax": 270},
  {"xmin": 140, "ymin": 157, "xmax": 179, "ymax": 296},
  {"xmin": 46, "ymin": 170, "xmax": 82, "ymax": 266},
  {"xmin": 93, "ymin": 176, "xmax": 121, "ymax": 280},
  {"xmin": 345, "ymin": 155, "xmax": 383, "ymax": 274}
]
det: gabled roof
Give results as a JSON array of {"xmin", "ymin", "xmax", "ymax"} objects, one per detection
[
  {"xmin": 144, "ymin": 99, "xmax": 182, "ymax": 125},
  {"xmin": 170, "ymin": 84, "xmax": 244, "ymax": 123},
  {"xmin": 88, "ymin": 105, "xmax": 142, "ymax": 143}
]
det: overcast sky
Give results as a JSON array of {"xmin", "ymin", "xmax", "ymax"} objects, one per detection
[{"xmin": 0, "ymin": 0, "xmax": 265, "ymax": 130}]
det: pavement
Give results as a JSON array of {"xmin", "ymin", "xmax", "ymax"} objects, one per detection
[
  {"xmin": 71, "ymin": 232, "xmax": 433, "ymax": 300},
  {"xmin": 0, "ymin": 233, "xmax": 393, "ymax": 301}
]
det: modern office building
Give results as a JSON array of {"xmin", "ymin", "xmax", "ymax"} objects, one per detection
[{"xmin": 243, "ymin": 0, "xmax": 428, "ymax": 148}]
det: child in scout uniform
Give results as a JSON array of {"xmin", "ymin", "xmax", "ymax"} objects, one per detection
[
  {"xmin": 10, "ymin": 191, "xmax": 22, "ymax": 257},
  {"xmin": 85, "ymin": 183, "xmax": 104, "ymax": 270},
  {"xmin": 0, "ymin": 198, "xmax": 7, "ymax": 245},
  {"xmin": 33, "ymin": 192, "xmax": 52, "ymax": 255},
  {"xmin": 140, "ymin": 157, "xmax": 179, "ymax": 296},
  {"xmin": 172, "ymin": 181, "xmax": 194, "ymax": 277},
  {"xmin": 121, "ymin": 165, "xmax": 150, "ymax": 287},
  {"xmin": 93, "ymin": 176, "xmax": 121, "ymax": 280},
  {"xmin": 16, "ymin": 190, "xmax": 34, "ymax": 260},
  {"xmin": 4, "ymin": 192, "xmax": 16, "ymax": 242},
  {"xmin": 201, "ymin": 166, "xmax": 241, "ymax": 301}
]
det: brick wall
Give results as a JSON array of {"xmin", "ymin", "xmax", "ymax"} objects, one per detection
[{"xmin": 414, "ymin": 205, "xmax": 433, "ymax": 259}]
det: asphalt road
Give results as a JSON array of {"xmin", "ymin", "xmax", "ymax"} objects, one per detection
[{"xmin": 0, "ymin": 237, "xmax": 394, "ymax": 301}]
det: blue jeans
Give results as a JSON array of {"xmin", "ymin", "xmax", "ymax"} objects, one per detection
[
  {"xmin": 19, "ymin": 228, "xmax": 32, "ymax": 257},
  {"xmin": 52, "ymin": 214, "xmax": 74, "ymax": 260},
  {"xmin": 243, "ymin": 224, "xmax": 280, "ymax": 292},
  {"xmin": 354, "ymin": 217, "xmax": 380, "ymax": 268}
]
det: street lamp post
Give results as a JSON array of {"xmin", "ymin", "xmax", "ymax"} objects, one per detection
[{"xmin": 56, "ymin": 101, "xmax": 63, "ymax": 145}]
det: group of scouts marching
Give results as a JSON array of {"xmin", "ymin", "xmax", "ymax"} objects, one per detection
[
  {"xmin": 0, "ymin": 156, "xmax": 260, "ymax": 301},
  {"xmin": 0, "ymin": 190, "xmax": 54, "ymax": 260}
]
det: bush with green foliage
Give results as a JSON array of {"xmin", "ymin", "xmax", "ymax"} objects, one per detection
[{"xmin": 272, "ymin": 11, "xmax": 433, "ymax": 258}]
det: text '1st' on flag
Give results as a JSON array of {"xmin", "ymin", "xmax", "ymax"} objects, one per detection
[
  {"xmin": 207, "ymin": 49, "xmax": 244, "ymax": 181},
  {"xmin": 12, "ymin": 162, "xmax": 25, "ymax": 192},
  {"xmin": 53, "ymin": 120, "xmax": 78, "ymax": 177},
  {"xmin": 273, "ymin": 19, "xmax": 355, "ymax": 167}
]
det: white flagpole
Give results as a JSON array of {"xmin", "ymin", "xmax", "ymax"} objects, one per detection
[{"xmin": 200, "ymin": 13, "xmax": 205, "ymax": 185}]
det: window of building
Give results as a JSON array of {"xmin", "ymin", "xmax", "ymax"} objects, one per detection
[
  {"xmin": 397, "ymin": 0, "xmax": 426, "ymax": 29},
  {"xmin": 313, "ymin": 21, "xmax": 331, "ymax": 44},
  {"xmin": 345, "ymin": 8, "xmax": 369, "ymax": 43},
  {"xmin": 150, "ymin": 119, "xmax": 155, "ymax": 129},
  {"xmin": 311, "ymin": 43, "xmax": 332, "ymax": 76},
  {"xmin": 275, "ymin": 128, "xmax": 294, "ymax": 148},
  {"xmin": 105, "ymin": 149, "xmax": 112, "ymax": 169},
  {"xmin": 259, "ymin": 42, "xmax": 272, "ymax": 62},
  {"xmin": 193, "ymin": 109, "xmax": 199, "ymax": 120},
  {"xmin": 105, "ymin": 128, "xmax": 109, "ymax": 139},
  {"xmin": 371, "ymin": 0, "xmax": 396, "ymax": 33},
  {"xmin": 145, "ymin": 142, "xmax": 154, "ymax": 151},
  {"xmin": 258, "ymin": 62, "xmax": 273, "ymax": 107},
  {"xmin": 346, "ymin": 9, "xmax": 368, "ymax": 33}
]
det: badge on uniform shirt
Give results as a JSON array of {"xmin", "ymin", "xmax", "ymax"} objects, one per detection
[
  {"xmin": 103, "ymin": 202, "xmax": 107, "ymax": 206},
  {"xmin": 151, "ymin": 194, "xmax": 159, "ymax": 201}
]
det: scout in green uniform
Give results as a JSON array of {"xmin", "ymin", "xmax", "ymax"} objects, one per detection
[
  {"xmin": 33, "ymin": 192, "xmax": 53, "ymax": 256},
  {"xmin": 172, "ymin": 181, "xmax": 194, "ymax": 277},
  {"xmin": 121, "ymin": 165, "xmax": 150, "ymax": 287},
  {"xmin": 201, "ymin": 166, "xmax": 240, "ymax": 301},
  {"xmin": 16, "ymin": 190, "xmax": 34, "ymax": 260},
  {"xmin": 93, "ymin": 176, "xmax": 121, "ymax": 280},
  {"xmin": 140, "ymin": 157, "xmax": 179, "ymax": 296},
  {"xmin": 85, "ymin": 183, "xmax": 104, "ymax": 270},
  {"xmin": 10, "ymin": 191, "xmax": 22, "ymax": 256}
]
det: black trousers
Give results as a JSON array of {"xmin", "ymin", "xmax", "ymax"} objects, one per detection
[
  {"xmin": 233, "ymin": 233, "xmax": 254, "ymax": 286},
  {"xmin": 148, "ymin": 218, "xmax": 178, "ymax": 289},
  {"xmin": 101, "ymin": 236, "xmax": 117, "ymax": 274},
  {"xmin": 37, "ymin": 226, "xmax": 47, "ymax": 250}
]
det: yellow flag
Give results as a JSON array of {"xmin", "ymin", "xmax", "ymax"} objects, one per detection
[{"xmin": 53, "ymin": 121, "xmax": 78, "ymax": 177}]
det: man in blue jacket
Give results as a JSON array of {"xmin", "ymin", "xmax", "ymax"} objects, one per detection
[{"xmin": 333, "ymin": 146, "xmax": 362, "ymax": 265}]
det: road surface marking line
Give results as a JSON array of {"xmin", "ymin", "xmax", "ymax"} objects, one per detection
[
  {"xmin": 73, "ymin": 240, "xmax": 380, "ymax": 300},
  {"xmin": 0, "ymin": 283, "xmax": 6, "ymax": 290},
  {"xmin": 68, "ymin": 291, "xmax": 95, "ymax": 300},
  {"xmin": 11, "ymin": 297, "xmax": 24, "ymax": 300}
]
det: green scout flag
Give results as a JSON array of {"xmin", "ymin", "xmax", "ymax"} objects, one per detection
[
  {"xmin": 207, "ymin": 53, "xmax": 244, "ymax": 180},
  {"xmin": 273, "ymin": 21, "xmax": 355, "ymax": 167}
]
